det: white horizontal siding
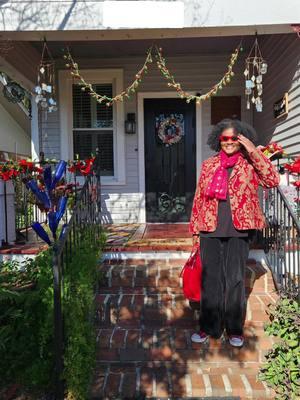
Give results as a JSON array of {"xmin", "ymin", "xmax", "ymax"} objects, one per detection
[
  {"xmin": 254, "ymin": 34, "xmax": 300, "ymax": 157},
  {"xmin": 101, "ymin": 192, "xmax": 142, "ymax": 223}
]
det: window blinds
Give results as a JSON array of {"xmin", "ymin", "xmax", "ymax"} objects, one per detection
[{"xmin": 72, "ymin": 83, "xmax": 114, "ymax": 175}]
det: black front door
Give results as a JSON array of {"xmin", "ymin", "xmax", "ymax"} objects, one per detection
[{"xmin": 144, "ymin": 98, "xmax": 196, "ymax": 222}]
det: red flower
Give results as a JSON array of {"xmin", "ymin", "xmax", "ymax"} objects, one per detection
[
  {"xmin": 18, "ymin": 159, "xmax": 34, "ymax": 172},
  {"xmin": 80, "ymin": 164, "xmax": 92, "ymax": 176},
  {"xmin": 79, "ymin": 158, "xmax": 94, "ymax": 176},
  {"xmin": 292, "ymin": 180, "xmax": 300, "ymax": 188},
  {"xmin": 0, "ymin": 169, "xmax": 15, "ymax": 181},
  {"xmin": 68, "ymin": 165, "xmax": 77, "ymax": 173},
  {"xmin": 68, "ymin": 160, "xmax": 83, "ymax": 173},
  {"xmin": 68, "ymin": 158, "xmax": 94, "ymax": 176},
  {"xmin": 285, "ymin": 157, "xmax": 300, "ymax": 174},
  {"xmin": 0, "ymin": 164, "xmax": 19, "ymax": 181}
]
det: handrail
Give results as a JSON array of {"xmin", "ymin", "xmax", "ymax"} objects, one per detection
[
  {"xmin": 262, "ymin": 184, "xmax": 299, "ymax": 299},
  {"xmin": 277, "ymin": 186, "xmax": 300, "ymax": 231}
]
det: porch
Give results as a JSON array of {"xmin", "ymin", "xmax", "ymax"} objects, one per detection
[{"xmin": 0, "ymin": 30, "xmax": 299, "ymax": 227}]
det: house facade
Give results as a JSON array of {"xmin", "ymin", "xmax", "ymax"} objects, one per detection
[{"xmin": 0, "ymin": 0, "xmax": 299, "ymax": 224}]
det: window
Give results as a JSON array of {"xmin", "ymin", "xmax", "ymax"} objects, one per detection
[
  {"xmin": 72, "ymin": 84, "xmax": 114, "ymax": 176},
  {"xmin": 59, "ymin": 69, "xmax": 125, "ymax": 185}
]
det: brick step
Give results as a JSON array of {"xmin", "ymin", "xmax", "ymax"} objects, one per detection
[
  {"xmin": 102, "ymin": 258, "xmax": 263, "ymax": 268},
  {"xmin": 96, "ymin": 327, "xmax": 274, "ymax": 354},
  {"xmin": 100, "ymin": 259, "xmax": 276, "ymax": 294},
  {"xmin": 95, "ymin": 292, "xmax": 272, "ymax": 328},
  {"xmin": 90, "ymin": 363, "xmax": 274, "ymax": 399}
]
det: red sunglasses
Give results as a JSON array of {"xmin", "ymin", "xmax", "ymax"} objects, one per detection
[{"xmin": 219, "ymin": 135, "xmax": 239, "ymax": 142}]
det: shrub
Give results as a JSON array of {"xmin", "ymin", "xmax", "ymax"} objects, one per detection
[
  {"xmin": 0, "ymin": 229, "xmax": 106, "ymax": 399},
  {"xmin": 259, "ymin": 289, "xmax": 300, "ymax": 400}
]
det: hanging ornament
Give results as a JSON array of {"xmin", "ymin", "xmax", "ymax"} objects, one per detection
[
  {"xmin": 35, "ymin": 40, "xmax": 58, "ymax": 113},
  {"xmin": 244, "ymin": 36, "xmax": 268, "ymax": 113}
]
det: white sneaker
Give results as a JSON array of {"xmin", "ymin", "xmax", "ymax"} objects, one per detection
[
  {"xmin": 191, "ymin": 331, "xmax": 209, "ymax": 343},
  {"xmin": 228, "ymin": 335, "xmax": 244, "ymax": 347}
]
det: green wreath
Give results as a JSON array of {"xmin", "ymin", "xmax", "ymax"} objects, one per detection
[{"xmin": 157, "ymin": 117, "xmax": 184, "ymax": 146}]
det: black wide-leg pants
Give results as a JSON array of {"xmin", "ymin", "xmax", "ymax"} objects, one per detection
[{"xmin": 199, "ymin": 237, "xmax": 249, "ymax": 338}]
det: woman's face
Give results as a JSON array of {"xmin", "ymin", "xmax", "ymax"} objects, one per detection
[{"xmin": 219, "ymin": 128, "xmax": 241, "ymax": 155}]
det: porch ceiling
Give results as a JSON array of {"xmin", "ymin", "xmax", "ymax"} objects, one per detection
[{"xmin": 30, "ymin": 35, "xmax": 272, "ymax": 58}]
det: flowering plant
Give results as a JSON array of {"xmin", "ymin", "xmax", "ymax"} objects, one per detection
[
  {"xmin": 0, "ymin": 159, "xmax": 44, "ymax": 181},
  {"xmin": 292, "ymin": 180, "xmax": 300, "ymax": 189},
  {"xmin": 284, "ymin": 157, "xmax": 300, "ymax": 175},
  {"xmin": 0, "ymin": 157, "xmax": 96, "ymax": 182},
  {"xmin": 67, "ymin": 157, "xmax": 95, "ymax": 176},
  {"xmin": 261, "ymin": 142, "xmax": 285, "ymax": 160}
]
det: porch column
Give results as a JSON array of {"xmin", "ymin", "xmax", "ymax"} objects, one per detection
[
  {"xmin": 31, "ymin": 101, "xmax": 40, "ymax": 161},
  {"xmin": 0, "ymin": 181, "xmax": 16, "ymax": 245}
]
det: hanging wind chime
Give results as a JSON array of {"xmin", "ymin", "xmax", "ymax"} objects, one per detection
[
  {"xmin": 35, "ymin": 41, "xmax": 58, "ymax": 112},
  {"xmin": 244, "ymin": 37, "xmax": 268, "ymax": 112}
]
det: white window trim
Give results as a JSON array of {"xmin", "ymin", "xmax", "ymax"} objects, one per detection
[{"xmin": 59, "ymin": 69, "xmax": 126, "ymax": 185}]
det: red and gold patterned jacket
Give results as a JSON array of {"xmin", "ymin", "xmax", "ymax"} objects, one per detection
[{"xmin": 189, "ymin": 149, "xmax": 280, "ymax": 234}]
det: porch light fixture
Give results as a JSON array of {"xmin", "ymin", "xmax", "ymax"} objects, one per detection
[{"xmin": 125, "ymin": 113, "xmax": 136, "ymax": 134}]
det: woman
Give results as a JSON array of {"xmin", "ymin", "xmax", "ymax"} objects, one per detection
[{"xmin": 190, "ymin": 119, "xmax": 280, "ymax": 347}]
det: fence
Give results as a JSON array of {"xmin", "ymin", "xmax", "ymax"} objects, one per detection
[{"xmin": 52, "ymin": 152, "xmax": 101, "ymax": 399}]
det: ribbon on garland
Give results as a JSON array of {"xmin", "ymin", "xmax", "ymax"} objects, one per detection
[{"xmin": 64, "ymin": 42, "xmax": 242, "ymax": 106}]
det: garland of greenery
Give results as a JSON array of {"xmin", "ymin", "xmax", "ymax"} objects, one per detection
[
  {"xmin": 155, "ymin": 44, "xmax": 242, "ymax": 104},
  {"xmin": 64, "ymin": 43, "xmax": 242, "ymax": 106},
  {"xmin": 64, "ymin": 47, "xmax": 153, "ymax": 107}
]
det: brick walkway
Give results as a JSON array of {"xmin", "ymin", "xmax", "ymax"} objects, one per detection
[{"xmin": 90, "ymin": 250, "xmax": 277, "ymax": 400}]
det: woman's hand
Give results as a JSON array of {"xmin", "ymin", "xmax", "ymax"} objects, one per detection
[
  {"xmin": 192, "ymin": 235, "xmax": 200, "ymax": 247},
  {"xmin": 237, "ymin": 134, "xmax": 257, "ymax": 154}
]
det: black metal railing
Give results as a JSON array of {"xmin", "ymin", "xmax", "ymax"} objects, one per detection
[
  {"xmin": 0, "ymin": 156, "xmax": 95, "ymax": 247},
  {"xmin": 52, "ymin": 152, "xmax": 101, "ymax": 399},
  {"xmin": 14, "ymin": 177, "xmax": 47, "ymax": 242},
  {"xmin": 262, "ymin": 184, "xmax": 300, "ymax": 298}
]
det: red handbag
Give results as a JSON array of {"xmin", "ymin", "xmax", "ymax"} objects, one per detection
[{"xmin": 180, "ymin": 246, "xmax": 202, "ymax": 301}]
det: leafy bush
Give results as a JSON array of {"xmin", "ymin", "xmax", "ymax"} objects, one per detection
[
  {"xmin": 259, "ymin": 289, "xmax": 300, "ymax": 400},
  {"xmin": 0, "ymin": 229, "xmax": 106, "ymax": 399},
  {"xmin": 63, "ymin": 232, "xmax": 106, "ymax": 400},
  {"xmin": 0, "ymin": 251, "xmax": 54, "ymax": 390}
]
